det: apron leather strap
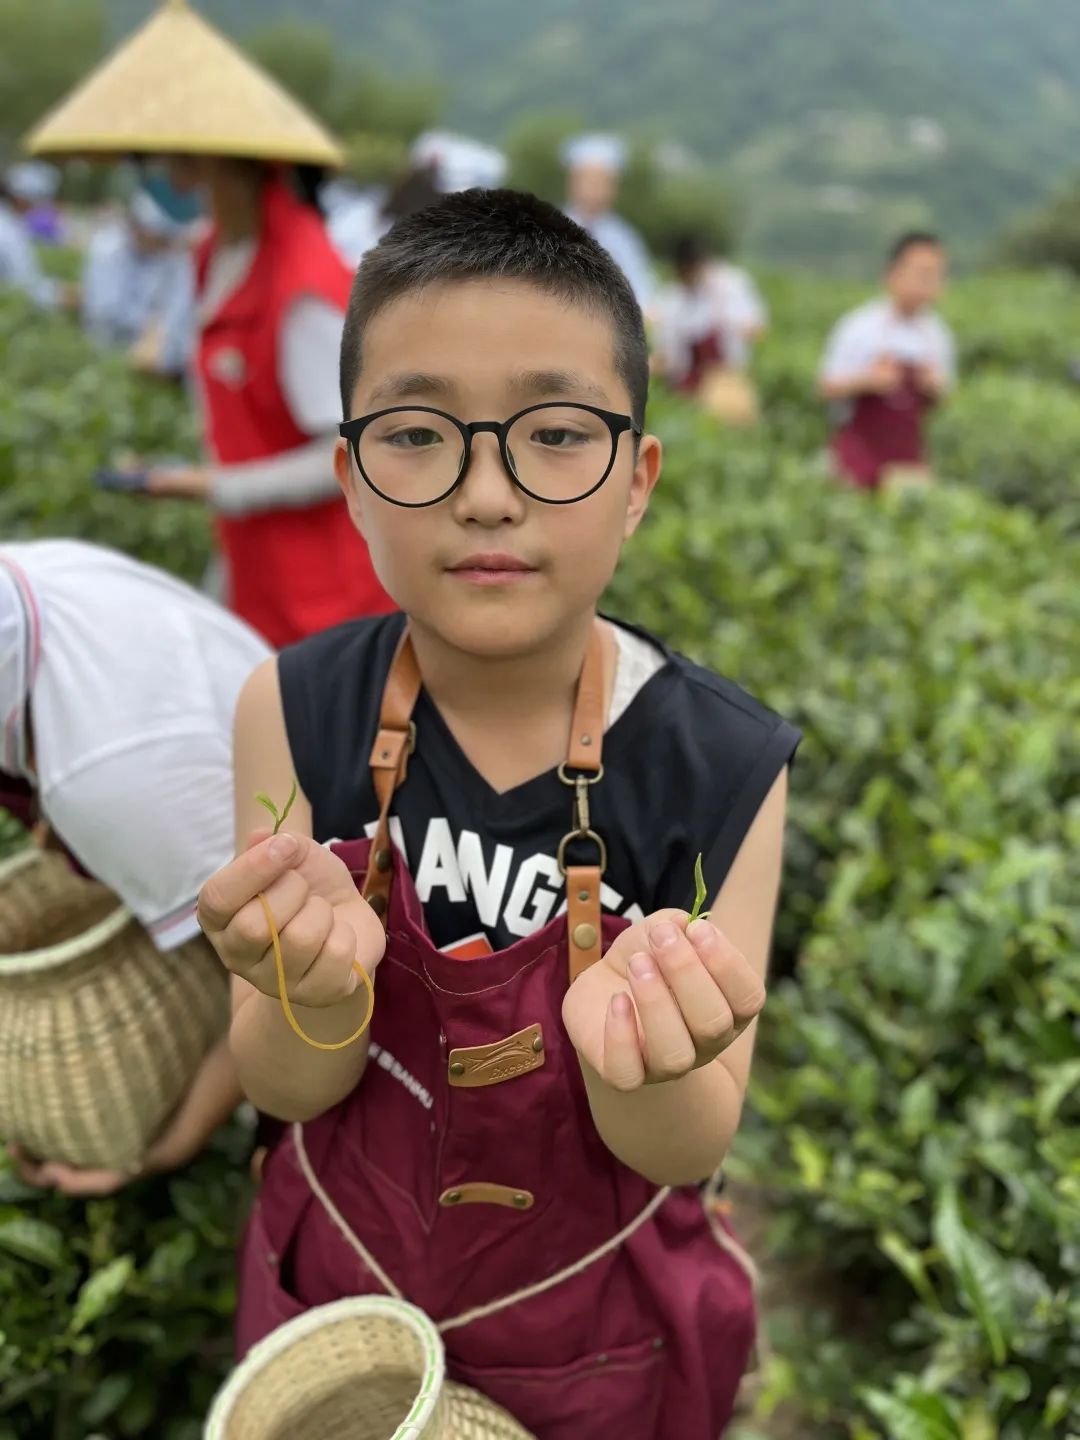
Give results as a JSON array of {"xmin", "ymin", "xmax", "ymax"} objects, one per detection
[
  {"xmin": 561, "ymin": 624, "xmax": 609, "ymax": 980},
  {"xmin": 365, "ymin": 621, "xmax": 610, "ymax": 979},
  {"xmin": 361, "ymin": 628, "xmax": 422, "ymax": 920}
]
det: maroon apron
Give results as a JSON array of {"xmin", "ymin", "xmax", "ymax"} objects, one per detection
[
  {"xmin": 678, "ymin": 330, "xmax": 726, "ymax": 394},
  {"xmin": 831, "ymin": 362, "xmax": 931, "ymax": 489},
  {"xmin": 236, "ymin": 626, "xmax": 757, "ymax": 1439}
]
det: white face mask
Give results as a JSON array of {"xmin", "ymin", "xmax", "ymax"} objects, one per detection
[{"xmin": 0, "ymin": 561, "xmax": 36, "ymax": 780}]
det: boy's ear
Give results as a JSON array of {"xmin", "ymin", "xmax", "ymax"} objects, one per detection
[
  {"xmin": 624, "ymin": 432, "xmax": 662, "ymax": 540},
  {"xmin": 335, "ymin": 437, "xmax": 368, "ymax": 538}
]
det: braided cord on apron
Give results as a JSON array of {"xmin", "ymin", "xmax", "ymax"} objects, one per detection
[{"xmin": 293, "ymin": 1121, "xmax": 671, "ymax": 1334}]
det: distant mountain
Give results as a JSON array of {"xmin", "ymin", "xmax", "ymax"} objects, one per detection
[{"xmin": 106, "ymin": 0, "xmax": 1080, "ymax": 270}]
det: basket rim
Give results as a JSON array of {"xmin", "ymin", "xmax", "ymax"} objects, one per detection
[
  {"xmin": 0, "ymin": 847, "xmax": 135, "ymax": 974},
  {"xmin": 204, "ymin": 1295, "xmax": 447, "ymax": 1440}
]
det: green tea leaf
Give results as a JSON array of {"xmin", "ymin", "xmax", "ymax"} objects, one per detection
[
  {"xmin": 254, "ymin": 779, "xmax": 298, "ymax": 835},
  {"xmin": 0, "ymin": 1215, "xmax": 66, "ymax": 1269},
  {"xmin": 70, "ymin": 1255, "xmax": 135, "ymax": 1334},
  {"xmin": 688, "ymin": 852, "xmax": 711, "ymax": 923},
  {"xmin": 933, "ymin": 1186, "xmax": 1014, "ymax": 1365},
  {"xmin": 276, "ymin": 778, "xmax": 298, "ymax": 832},
  {"xmin": 863, "ymin": 1387, "xmax": 964, "ymax": 1440},
  {"xmin": 253, "ymin": 792, "xmax": 279, "ymax": 826}
]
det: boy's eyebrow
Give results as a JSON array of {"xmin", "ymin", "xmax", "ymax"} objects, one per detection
[
  {"xmin": 365, "ymin": 368, "xmax": 611, "ymax": 409},
  {"xmin": 509, "ymin": 369, "xmax": 610, "ymax": 404},
  {"xmin": 368, "ymin": 372, "xmax": 458, "ymax": 405}
]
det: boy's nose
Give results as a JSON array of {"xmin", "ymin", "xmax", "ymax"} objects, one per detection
[{"xmin": 452, "ymin": 433, "xmax": 525, "ymax": 524}]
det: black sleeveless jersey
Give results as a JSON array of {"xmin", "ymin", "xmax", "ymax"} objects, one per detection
[{"xmin": 279, "ymin": 613, "xmax": 800, "ymax": 955}]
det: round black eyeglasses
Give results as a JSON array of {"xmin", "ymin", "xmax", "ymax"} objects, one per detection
[{"xmin": 338, "ymin": 402, "xmax": 642, "ymax": 509}]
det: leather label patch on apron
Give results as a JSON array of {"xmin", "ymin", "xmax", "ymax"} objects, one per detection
[
  {"xmin": 447, "ymin": 1022, "xmax": 545, "ymax": 1088},
  {"xmin": 439, "ymin": 1182, "xmax": 535, "ymax": 1210}
]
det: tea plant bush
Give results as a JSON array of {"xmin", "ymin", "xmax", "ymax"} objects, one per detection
[{"xmin": 608, "ymin": 404, "xmax": 1080, "ymax": 1439}]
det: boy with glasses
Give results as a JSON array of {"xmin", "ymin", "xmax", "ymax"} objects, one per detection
[{"xmin": 198, "ymin": 189, "xmax": 800, "ymax": 1439}]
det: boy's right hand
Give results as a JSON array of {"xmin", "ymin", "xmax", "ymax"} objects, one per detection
[{"xmin": 197, "ymin": 833, "xmax": 386, "ymax": 1007}]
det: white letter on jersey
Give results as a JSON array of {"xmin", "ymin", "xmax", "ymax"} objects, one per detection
[
  {"xmin": 456, "ymin": 831, "xmax": 513, "ymax": 929},
  {"xmin": 504, "ymin": 854, "xmax": 563, "ymax": 937},
  {"xmin": 414, "ymin": 818, "xmax": 466, "ymax": 904}
]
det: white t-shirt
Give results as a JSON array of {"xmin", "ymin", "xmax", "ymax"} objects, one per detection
[
  {"xmin": 0, "ymin": 542, "xmax": 270, "ymax": 949},
  {"xmin": 654, "ymin": 262, "xmax": 767, "ymax": 379},
  {"xmin": 820, "ymin": 297, "xmax": 956, "ymax": 382}
]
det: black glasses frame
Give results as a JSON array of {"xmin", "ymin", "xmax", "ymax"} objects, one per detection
[{"xmin": 338, "ymin": 402, "xmax": 642, "ymax": 509}]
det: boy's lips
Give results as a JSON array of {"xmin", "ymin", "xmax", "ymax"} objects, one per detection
[{"xmin": 447, "ymin": 553, "xmax": 540, "ymax": 586}]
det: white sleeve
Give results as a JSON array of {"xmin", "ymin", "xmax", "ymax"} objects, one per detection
[
  {"xmin": 279, "ymin": 295, "xmax": 346, "ymax": 436},
  {"xmin": 155, "ymin": 250, "xmax": 197, "ymax": 375},
  {"xmin": 730, "ymin": 270, "xmax": 767, "ymax": 330},
  {"xmin": 0, "ymin": 217, "xmax": 59, "ymax": 310},
  {"xmin": 81, "ymin": 235, "xmax": 125, "ymax": 345},
  {"xmin": 651, "ymin": 287, "xmax": 687, "ymax": 376},
  {"xmin": 936, "ymin": 321, "xmax": 958, "ymax": 384},
  {"xmin": 209, "ymin": 438, "xmax": 341, "ymax": 515},
  {"xmin": 40, "ymin": 729, "xmax": 239, "ymax": 951},
  {"xmin": 820, "ymin": 313, "xmax": 872, "ymax": 381}
]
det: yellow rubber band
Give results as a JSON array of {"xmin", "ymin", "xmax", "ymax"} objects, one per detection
[{"xmin": 258, "ymin": 892, "xmax": 374, "ymax": 1051}]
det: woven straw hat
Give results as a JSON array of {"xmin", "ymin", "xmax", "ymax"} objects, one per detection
[
  {"xmin": 24, "ymin": 0, "xmax": 344, "ymax": 167},
  {"xmin": 205, "ymin": 1296, "xmax": 536, "ymax": 1440}
]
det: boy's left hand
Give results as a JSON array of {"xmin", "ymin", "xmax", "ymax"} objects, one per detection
[{"xmin": 561, "ymin": 910, "xmax": 765, "ymax": 1092}]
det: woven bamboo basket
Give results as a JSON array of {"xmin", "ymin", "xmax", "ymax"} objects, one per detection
[
  {"xmin": 205, "ymin": 1296, "xmax": 535, "ymax": 1440},
  {"xmin": 0, "ymin": 847, "xmax": 228, "ymax": 1170}
]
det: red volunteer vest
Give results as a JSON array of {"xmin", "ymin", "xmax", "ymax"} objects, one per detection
[{"xmin": 196, "ymin": 176, "xmax": 393, "ymax": 648}]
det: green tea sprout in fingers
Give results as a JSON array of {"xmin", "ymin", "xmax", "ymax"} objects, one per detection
[
  {"xmin": 688, "ymin": 853, "xmax": 712, "ymax": 924},
  {"xmin": 254, "ymin": 778, "xmax": 297, "ymax": 836},
  {"xmin": 253, "ymin": 780, "xmax": 374, "ymax": 1051}
]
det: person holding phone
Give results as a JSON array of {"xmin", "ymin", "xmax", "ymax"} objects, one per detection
[{"xmin": 27, "ymin": 0, "xmax": 393, "ymax": 647}]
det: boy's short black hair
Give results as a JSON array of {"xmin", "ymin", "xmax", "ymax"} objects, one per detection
[
  {"xmin": 888, "ymin": 230, "xmax": 944, "ymax": 266},
  {"xmin": 339, "ymin": 188, "xmax": 649, "ymax": 427}
]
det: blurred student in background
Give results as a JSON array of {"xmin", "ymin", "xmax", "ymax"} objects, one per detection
[
  {"xmin": 326, "ymin": 128, "xmax": 500, "ymax": 269},
  {"xmin": 653, "ymin": 233, "xmax": 768, "ymax": 393},
  {"xmin": 82, "ymin": 189, "xmax": 196, "ymax": 379},
  {"xmin": 820, "ymin": 232, "xmax": 955, "ymax": 490},
  {"xmin": 563, "ymin": 133, "xmax": 655, "ymax": 312},
  {"xmin": 0, "ymin": 162, "xmax": 66, "ymax": 310}
]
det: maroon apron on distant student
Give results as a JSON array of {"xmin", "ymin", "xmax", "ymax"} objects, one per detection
[
  {"xmin": 831, "ymin": 362, "xmax": 932, "ymax": 489},
  {"xmin": 678, "ymin": 330, "xmax": 726, "ymax": 394},
  {"xmin": 236, "ymin": 627, "xmax": 757, "ymax": 1439}
]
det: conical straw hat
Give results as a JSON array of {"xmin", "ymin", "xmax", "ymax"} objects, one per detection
[
  {"xmin": 204, "ymin": 1296, "xmax": 536, "ymax": 1440},
  {"xmin": 24, "ymin": 0, "xmax": 344, "ymax": 167}
]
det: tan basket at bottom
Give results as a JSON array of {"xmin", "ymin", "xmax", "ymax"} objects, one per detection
[
  {"xmin": 205, "ymin": 1296, "xmax": 535, "ymax": 1440},
  {"xmin": 0, "ymin": 847, "xmax": 228, "ymax": 1169}
]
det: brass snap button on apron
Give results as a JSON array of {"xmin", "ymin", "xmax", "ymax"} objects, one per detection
[
  {"xmin": 449, "ymin": 1061, "xmax": 466, "ymax": 1078},
  {"xmin": 512, "ymin": 1193, "xmax": 529, "ymax": 1209},
  {"xmin": 366, "ymin": 892, "xmax": 388, "ymax": 918},
  {"xmin": 373, "ymin": 847, "xmax": 393, "ymax": 872},
  {"xmin": 441, "ymin": 1190, "xmax": 463, "ymax": 1206},
  {"xmin": 572, "ymin": 922, "xmax": 598, "ymax": 951}
]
